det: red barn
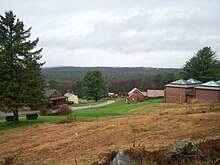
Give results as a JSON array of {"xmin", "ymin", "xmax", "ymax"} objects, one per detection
[{"xmin": 127, "ymin": 88, "xmax": 148, "ymax": 103}]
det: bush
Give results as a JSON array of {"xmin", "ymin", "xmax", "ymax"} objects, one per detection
[
  {"xmin": 57, "ymin": 104, "xmax": 72, "ymax": 115},
  {"xmin": 56, "ymin": 112, "xmax": 77, "ymax": 124},
  {"xmin": 40, "ymin": 108, "xmax": 47, "ymax": 115},
  {"xmin": 67, "ymin": 101, "xmax": 74, "ymax": 105},
  {"xmin": 41, "ymin": 104, "xmax": 72, "ymax": 116},
  {"xmin": 66, "ymin": 112, "xmax": 77, "ymax": 121}
]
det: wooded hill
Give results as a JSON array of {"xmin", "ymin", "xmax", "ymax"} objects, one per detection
[{"xmin": 42, "ymin": 66, "xmax": 181, "ymax": 95}]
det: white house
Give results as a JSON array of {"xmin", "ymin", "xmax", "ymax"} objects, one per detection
[{"xmin": 64, "ymin": 93, "xmax": 79, "ymax": 104}]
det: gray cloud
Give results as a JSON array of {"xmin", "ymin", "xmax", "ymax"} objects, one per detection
[{"xmin": 1, "ymin": 0, "xmax": 220, "ymax": 67}]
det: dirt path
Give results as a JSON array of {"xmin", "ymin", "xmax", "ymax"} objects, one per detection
[{"xmin": 0, "ymin": 105, "xmax": 220, "ymax": 165}]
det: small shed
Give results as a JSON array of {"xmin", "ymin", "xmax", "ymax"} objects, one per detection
[
  {"xmin": 195, "ymin": 81, "xmax": 220, "ymax": 103},
  {"xmin": 127, "ymin": 88, "xmax": 147, "ymax": 103}
]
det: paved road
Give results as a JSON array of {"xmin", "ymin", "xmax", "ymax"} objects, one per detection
[{"xmin": 69, "ymin": 100, "xmax": 115, "ymax": 111}]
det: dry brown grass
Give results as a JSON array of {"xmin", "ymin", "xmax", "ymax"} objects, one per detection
[{"xmin": 0, "ymin": 103, "xmax": 220, "ymax": 165}]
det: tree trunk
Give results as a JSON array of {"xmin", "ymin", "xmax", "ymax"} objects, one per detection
[
  {"xmin": 13, "ymin": 109, "xmax": 19, "ymax": 123},
  {"xmin": 95, "ymin": 98, "xmax": 98, "ymax": 102}
]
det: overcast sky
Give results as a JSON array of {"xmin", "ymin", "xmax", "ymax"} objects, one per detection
[{"xmin": 1, "ymin": 0, "xmax": 220, "ymax": 68}]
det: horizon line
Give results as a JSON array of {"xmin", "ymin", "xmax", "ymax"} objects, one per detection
[{"xmin": 42, "ymin": 65, "xmax": 181, "ymax": 69}]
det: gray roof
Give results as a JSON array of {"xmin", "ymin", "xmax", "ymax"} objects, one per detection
[
  {"xmin": 187, "ymin": 79, "xmax": 201, "ymax": 84},
  {"xmin": 45, "ymin": 89, "xmax": 61, "ymax": 97},
  {"xmin": 195, "ymin": 80, "xmax": 220, "ymax": 90},
  {"xmin": 165, "ymin": 79, "xmax": 201, "ymax": 88},
  {"xmin": 64, "ymin": 92, "xmax": 73, "ymax": 98},
  {"xmin": 200, "ymin": 80, "xmax": 220, "ymax": 87},
  {"xmin": 170, "ymin": 79, "xmax": 201, "ymax": 85},
  {"xmin": 171, "ymin": 79, "xmax": 190, "ymax": 85}
]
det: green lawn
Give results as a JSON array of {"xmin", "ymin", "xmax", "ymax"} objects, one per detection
[
  {"xmin": 0, "ymin": 98, "xmax": 164, "ymax": 131},
  {"xmin": 0, "ymin": 116, "xmax": 66, "ymax": 131},
  {"xmin": 74, "ymin": 98, "xmax": 164, "ymax": 119},
  {"xmin": 68, "ymin": 99, "xmax": 107, "ymax": 107},
  {"xmin": 0, "ymin": 116, "xmax": 5, "ymax": 120}
]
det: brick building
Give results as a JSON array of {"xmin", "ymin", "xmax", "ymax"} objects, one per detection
[
  {"xmin": 165, "ymin": 79, "xmax": 201, "ymax": 103},
  {"xmin": 195, "ymin": 81, "xmax": 220, "ymax": 103}
]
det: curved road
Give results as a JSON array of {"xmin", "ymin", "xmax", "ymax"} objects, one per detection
[{"xmin": 69, "ymin": 100, "xmax": 115, "ymax": 111}]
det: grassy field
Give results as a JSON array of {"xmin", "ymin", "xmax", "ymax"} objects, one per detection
[
  {"xmin": 74, "ymin": 98, "xmax": 164, "ymax": 119},
  {"xmin": 68, "ymin": 99, "xmax": 107, "ymax": 107},
  {"xmin": 0, "ymin": 98, "xmax": 164, "ymax": 131},
  {"xmin": 0, "ymin": 116, "xmax": 66, "ymax": 131}
]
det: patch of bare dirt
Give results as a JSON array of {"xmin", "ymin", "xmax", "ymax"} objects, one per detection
[{"xmin": 0, "ymin": 104, "xmax": 220, "ymax": 165}]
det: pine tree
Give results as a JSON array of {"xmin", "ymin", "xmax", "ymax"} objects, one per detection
[
  {"xmin": 181, "ymin": 47, "xmax": 219, "ymax": 82},
  {"xmin": 83, "ymin": 71, "xmax": 107, "ymax": 102},
  {"xmin": 0, "ymin": 11, "xmax": 46, "ymax": 123}
]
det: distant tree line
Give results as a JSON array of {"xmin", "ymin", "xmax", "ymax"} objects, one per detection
[
  {"xmin": 72, "ymin": 72, "xmax": 177, "ymax": 97},
  {"xmin": 44, "ymin": 47, "xmax": 220, "ymax": 98}
]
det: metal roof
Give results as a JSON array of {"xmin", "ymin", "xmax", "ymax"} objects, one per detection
[
  {"xmin": 165, "ymin": 79, "xmax": 201, "ymax": 88},
  {"xmin": 187, "ymin": 79, "xmax": 202, "ymax": 84},
  {"xmin": 171, "ymin": 79, "xmax": 190, "ymax": 85},
  {"xmin": 195, "ymin": 80, "xmax": 220, "ymax": 90},
  {"xmin": 200, "ymin": 80, "xmax": 220, "ymax": 87},
  {"xmin": 195, "ymin": 86, "xmax": 220, "ymax": 91},
  {"xmin": 170, "ymin": 79, "xmax": 201, "ymax": 85}
]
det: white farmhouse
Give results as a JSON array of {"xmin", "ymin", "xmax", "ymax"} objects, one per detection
[{"xmin": 64, "ymin": 93, "xmax": 79, "ymax": 104}]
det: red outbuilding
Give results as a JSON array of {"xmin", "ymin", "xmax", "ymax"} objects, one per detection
[
  {"xmin": 195, "ymin": 81, "xmax": 220, "ymax": 103},
  {"xmin": 127, "ymin": 87, "xmax": 148, "ymax": 103},
  {"xmin": 165, "ymin": 79, "xmax": 201, "ymax": 103}
]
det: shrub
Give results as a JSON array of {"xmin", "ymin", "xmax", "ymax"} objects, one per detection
[
  {"xmin": 56, "ymin": 112, "xmax": 77, "ymax": 124},
  {"xmin": 57, "ymin": 104, "xmax": 72, "ymax": 115},
  {"xmin": 66, "ymin": 112, "xmax": 77, "ymax": 122},
  {"xmin": 67, "ymin": 101, "xmax": 74, "ymax": 105},
  {"xmin": 40, "ymin": 108, "xmax": 47, "ymax": 115}
]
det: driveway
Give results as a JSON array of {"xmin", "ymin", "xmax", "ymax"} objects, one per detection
[{"xmin": 69, "ymin": 100, "xmax": 115, "ymax": 111}]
